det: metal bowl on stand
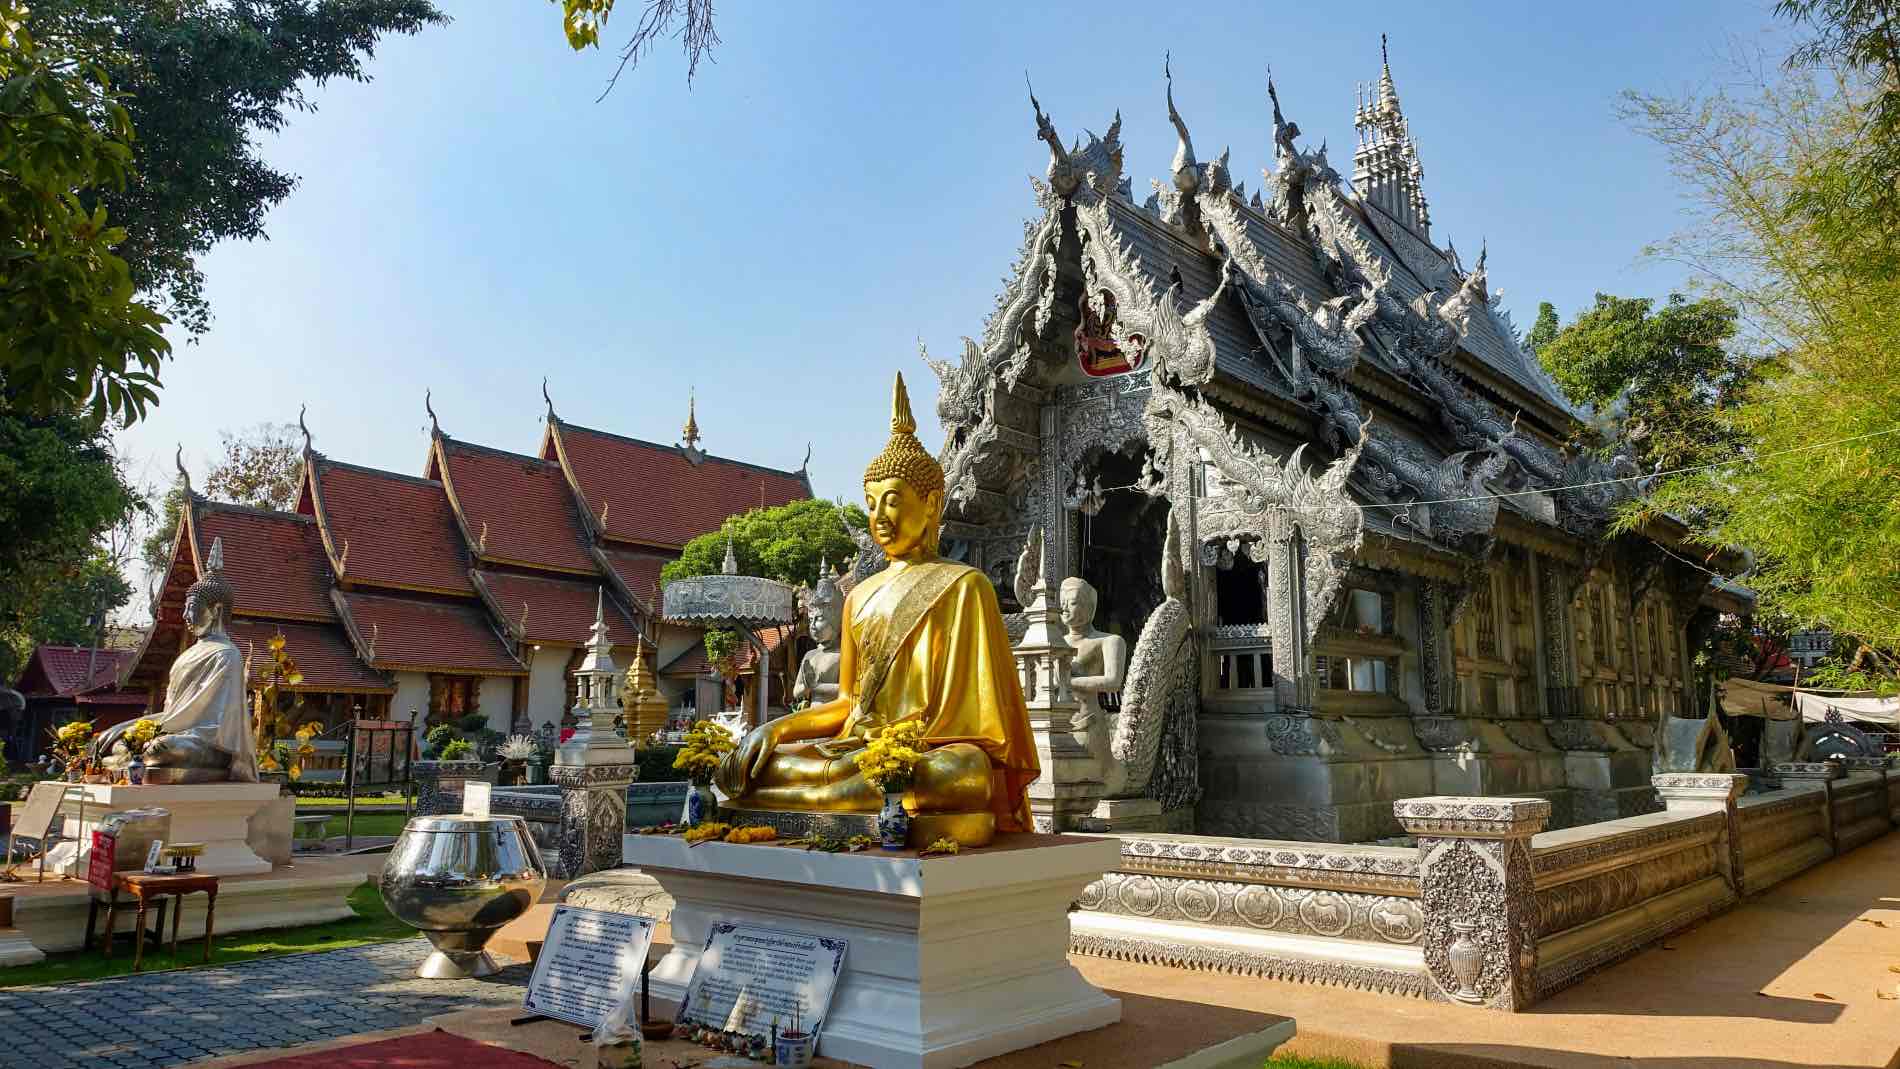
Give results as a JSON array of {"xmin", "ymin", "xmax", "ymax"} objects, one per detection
[{"xmin": 379, "ymin": 814, "xmax": 546, "ymax": 978}]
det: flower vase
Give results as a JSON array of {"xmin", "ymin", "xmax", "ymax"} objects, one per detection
[
  {"xmin": 877, "ymin": 791, "xmax": 910, "ymax": 850},
  {"xmin": 65, "ymin": 767, "xmax": 82, "ymax": 783},
  {"xmin": 682, "ymin": 782, "xmax": 710, "ymax": 828},
  {"xmin": 127, "ymin": 757, "xmax": 145, "ymax": 786}
]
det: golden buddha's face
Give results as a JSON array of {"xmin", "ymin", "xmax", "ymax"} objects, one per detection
[{"xmin": 864, "ymin": 476, "xmax": 942, "ymax": 563}]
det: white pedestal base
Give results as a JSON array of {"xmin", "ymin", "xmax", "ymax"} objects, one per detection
[
  {"xmin": 623, "ymin": 833, "xmax": 1122, "ymax": 1069},
  {"xmin": 47, "ymin": 783, "xmax": 281, "ymax": 877}
]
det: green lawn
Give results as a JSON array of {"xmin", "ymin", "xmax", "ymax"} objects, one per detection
[
  {"xmin": 0, "ymin": 880, "xmax": 414, "ymax": 989},
  {"xmin": 1265, "ymin": 1056, "xmax": 1370, "ymax": 1069},
  {"xmin": 324, "ymin": 810, "xmax": 410, "ymax": 838}
]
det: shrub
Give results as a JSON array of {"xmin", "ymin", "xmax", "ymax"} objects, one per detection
[
  {"xmin": 637, "ymin": 744, "xmax": 684, "ymax": 783},
  {"xmin": 424, "ymin": 725, "xmax": 458, "ymax": 758},
  {"xmin": 438, "ymin": 739, "xmax": 475, "ymax": 761},
  {"xmin": 456, "ymin": 713, "xmax": 488, "ymax": 735}
]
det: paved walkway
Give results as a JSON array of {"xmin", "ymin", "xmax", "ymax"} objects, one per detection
[{"xmin": 0, "ymin": 939, "xmax": 528, "ymax": 1069}]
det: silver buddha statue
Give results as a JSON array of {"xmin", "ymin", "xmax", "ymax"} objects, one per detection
[
  {"xmin": 97, "ymin": 537, "xmax": 259, "ymax": 783},
  {"xmin": 1059, "ymin": 577, "xmax": 1126, "ymax": 728},
  {"xmin": 790, "ymin": 558, "xmax": 842, "ymax": 708}
]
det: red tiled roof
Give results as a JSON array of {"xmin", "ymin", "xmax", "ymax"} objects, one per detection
[
  {"xmin": 193, "ymin": 502, "xmax": 335, "ymax": 621},
  {"xmin": 75, "ymin": 691, "xmax": 149, "ymax": 707},
  {"xmin": 306, "ymin": 457, "xmax": 473, "ymax": 595},
  {"xmin": 472, "ymin": 571, "xmax": 642, "ymax": 647},
  {"xmin": 15, "ymin": 645, "xmax": 137, "ymax": 697},
  {"xmin": 335, "ymin": 590, "xmax": 525, "ymax": 675},
  {"xmin": 227, "ymin": 620, "xmax": 394, "ymax": 693},
  {"xmin": 437, "ymin": 440, "xmax": 596, "ymax": 574},
  {"xmin": 659, "ymin": 624, "xmax": 792, "ymax": 677},
  {"xmin": 550, "ymin": 422, "xmax": 810, "ymax": 550},
  {"xmin": 600, "ymin": 548, "xmax": 671, "ymax": 612}
]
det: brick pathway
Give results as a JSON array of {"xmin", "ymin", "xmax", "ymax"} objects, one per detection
[{"xmin": 0, "ymin": 939, "xmax": 529, "ymax": 1069}]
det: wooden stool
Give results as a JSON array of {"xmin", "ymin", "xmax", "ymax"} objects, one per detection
[{"xmin": 114, "ymin": 873, "xmax": 220, "ymax": 971}]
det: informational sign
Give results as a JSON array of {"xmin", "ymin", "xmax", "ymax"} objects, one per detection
[
  {"xmin": 11, "ymin": 781, "xmax": 66, "ymax": 844},
  {"xmin": 677, "ymin": 924, "xmax": 847, "ymax": 1041},
  {"xmin": 86, "ymin": 830, "xmax": 117, "ymax": 892},
  {"xmin": 143, "ymin": 840, "xmax": 166, "ymax": 873},
  {"xmin": 462, "ymin": 781, "xmax": 491, "ymax": 819},
  {"xmin": 522, "ymin": 905, "xmax": 657, "ymax": 1029}
]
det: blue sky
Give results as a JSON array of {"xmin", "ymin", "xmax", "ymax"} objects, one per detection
[{"xmin": 119, "ymin": 0, "xmax": 1789, "ymax": 583}]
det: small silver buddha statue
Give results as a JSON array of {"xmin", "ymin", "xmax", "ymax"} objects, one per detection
[
  {"xmin": 97, "ymin": 537, "xmax": 259, "ymax": 783},
  {"xmin": 790, "ymin": 559, "xmax": 842, "ymax": 708},
  {"xmin": 1059, "ymin": 577, "xmax": 1126, "ymax": 728}
]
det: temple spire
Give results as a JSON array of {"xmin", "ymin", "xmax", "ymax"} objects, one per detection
[
  {"xmin": 1353, "ymin": 34, "xmax": 1431, "ymax": 239},
  {"xmin": 680, "ymin": 390, "xmax": 704, "ymax": 464}
]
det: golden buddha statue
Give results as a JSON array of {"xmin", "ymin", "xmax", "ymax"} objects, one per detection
[{"xmin": 717, "ymin": 373, "xmax": 1038, "ymax": 846}]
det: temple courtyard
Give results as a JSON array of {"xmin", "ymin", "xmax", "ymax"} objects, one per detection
[{"xmin": 1, "ymin": 829, "xmax": 1893, "ymax": 1069}]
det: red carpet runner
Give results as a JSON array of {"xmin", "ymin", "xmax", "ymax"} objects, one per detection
[{"xmin": 235, "ymin": 1031, "xmax": 561, "ymax": 1069}]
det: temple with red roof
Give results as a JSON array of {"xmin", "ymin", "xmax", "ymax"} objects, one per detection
[{"xmin": 116, "ymin": 393, "xmax": 812, "ymax": 750}]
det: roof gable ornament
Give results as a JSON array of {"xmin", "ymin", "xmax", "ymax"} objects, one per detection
[
  {"xmin": 175, "ymin": 444, "xmax": 193, "ymax": 497},
  {"xmin": 542, "ymin": 377, "xmax": 557, "ymax": 423},
  {"xmin": 681, "ymin": 391, "xmax": 704, "ymax": 465},
  {"xmin": 298, "ymin": 404, "xmax": 312, "ymax": 454},
  {"xmin": 425, "ymin": 389, "xmax": 440, "ymax": 437}
]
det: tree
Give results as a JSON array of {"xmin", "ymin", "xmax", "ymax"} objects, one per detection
[
  {"xmin": 1618, "ymin": 41, "xmax": 1900, "ymax": 672},
  {"xmin": 1536, "ymin": 293, "xmax": 1760, "ymax": 473},
  {"xmin": 555, "ymin": 0, "xmax": 720, "ymax": 96},
  {"xmin": 0, "ymin": 2, "xmax": 170, "ymax": 425},
  {"xmin": 29, "ymin": 549, "xmax": 133, "ymax": 648},
  {"xmin": 139, "ymin": 422, "xmax": 304, "ymax": 585},
  {"xmin": 204, "ymin": 422, "xmax": 302, "ymax": 511},
  {"xmin": 1524, "ymin": 302, "xmax": 1560, "ymax": 356},
  {"xmin": 0, "ymin": 396, "xmax": 142, "ymax": 681},
  {"xmin": 25, "ymin": 0, "xmax": 448, "ymax": 338},
  {"xmin": 660, "ymin": 498, "xmax": 867, "ymax": 589}
]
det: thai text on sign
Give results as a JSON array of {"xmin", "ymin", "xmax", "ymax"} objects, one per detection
[
  {"xmin": 522, "ymin": 905, "xmax": 656, "ymax": 1030},
  {"xmin": 677, "ymin": 923, "xmax": 847, "ymax": 1040}
]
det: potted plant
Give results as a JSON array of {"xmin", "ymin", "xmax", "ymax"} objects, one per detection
[
  {"xmin": 497, "ymin": 734, "xmax": 540, "ymax": 786},
  {"xmin": 121, "ymin": 717, "xmax": 161, "ymax": 784},
  {"xmin": 854, "ymin": 720, "xmax": 926, "ymax": 850},
  {"xmin": 671, "ymin": 720, "xmax": 734, "ymax": 828},
  {"xmin": 50, "ymin": 721, "xmax": 93, "ymax": 782}
]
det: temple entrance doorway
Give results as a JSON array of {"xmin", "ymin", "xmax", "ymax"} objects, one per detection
[{"xmin": 1077, "ymin": 448, "xmax": 1168, "ymax": 643}]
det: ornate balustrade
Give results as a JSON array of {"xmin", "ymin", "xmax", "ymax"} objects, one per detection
[
  {"xmin": 1068, "ymin": 768, "xmax": 1898, "ymax": 1012},
  {"xmin": 1069, "ymin": 832, "xmax": 1429, "ymax": 996}
]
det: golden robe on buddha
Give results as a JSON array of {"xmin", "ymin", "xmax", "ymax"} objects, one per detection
[{"xmin": 716, "ymin": 373, "xmax": 1040, "ymax": 842}]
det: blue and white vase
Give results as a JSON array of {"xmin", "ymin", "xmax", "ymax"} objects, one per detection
[
  {"xmin": 877, "ymin": 791, "xmax": 910, "ymax": 850},
  {"xmin": 682, "ymin": 782, "xmax": 710, "ymax": 828},
  {"xmin": 127, "ymin": 756, "xmax": 145, "ymax": 785}
]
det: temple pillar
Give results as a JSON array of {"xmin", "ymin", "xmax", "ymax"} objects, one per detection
[{"xmin": 1397, "ymin": 796, "xmax": 1548, "ymax": 1010}]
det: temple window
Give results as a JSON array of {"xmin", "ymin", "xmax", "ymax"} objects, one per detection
[
  {"xmin": 1313, "ymin": 580, "xmax": 1403, "ymax": 707},
  {"xmin": 1472, "ymin": 580, "xmax": 1499, "ymax": 658},
  {"xmin": 427, "ymin": 674, "xmax": 480, "ymax": 728}
]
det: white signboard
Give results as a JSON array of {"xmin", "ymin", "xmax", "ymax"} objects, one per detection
[
  {"xmin": 522, "ymin": 905, "xmax": 656, "ymax": 1029},
  {"xmin": 11, "ymin": 781, "xmax": 66, "ymax": 842},
  {"xmin": 461, "ymin": 781, "xmax": 491, "ymax": 819},
  {"xmin": 677, "ymin": 924, "xmax": 848, "ymax": 1040}
]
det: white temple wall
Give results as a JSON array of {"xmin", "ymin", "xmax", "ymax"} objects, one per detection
[
  {"xmin": 391, "ymin": 671, "xmax": 430, "ymax": 732},
  {"xmin": 479, "ymin": 675, "xmax": 516, "ymax": 733},
  {"xmin": 523, "ymin": 645, "xmax": 574, "ymax": 735}
]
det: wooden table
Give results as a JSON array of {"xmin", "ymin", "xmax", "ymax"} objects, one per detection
[{"xmin": 110, "ymin": 872, "xmax": 220, "ymax": 971}]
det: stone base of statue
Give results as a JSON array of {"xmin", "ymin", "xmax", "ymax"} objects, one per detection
[
  {"xmin": 623, "ymin": 832, "xmax": 1121, "ymax": 1069},
  {"xmin": 44, "ymin": 783, "xmax": 281, "ymax": 877}
]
